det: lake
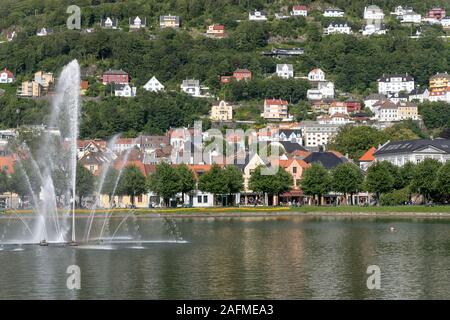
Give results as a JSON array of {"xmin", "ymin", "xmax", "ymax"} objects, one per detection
[{"xmin": 1, "ymin": 215, "xmax": 450, "ymax": 299}]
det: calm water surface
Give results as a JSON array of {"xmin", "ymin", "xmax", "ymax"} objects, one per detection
[{"xmin": 1, "ymin": 215, "xmax": 450, "ymax": 299}]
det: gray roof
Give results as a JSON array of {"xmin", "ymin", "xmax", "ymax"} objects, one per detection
[
  {"xmin": 104, "ymin": 69, "xmax": 128, "ymax": 75},
  {"xmin": 378, "ymin": 74, "xmax": 414, "ymax": 82},
  {"xmin": 276, "ymin": 64, "xmax": 293, "ymax": 72},
  {"xmin": 365, "ymin": 93, "xmax": 387, "ymax": 100},
  {"xmin": 160, "ymin": 15, "xmax": 180, "ymax": 24},
  {"xmin": 304, "ymin": 152, "xmax": 348, "ymax": 169},
  {"xmin": 374, "ymin": 139, "xmax": 450, "ymax": 156},
  {"xmin": 278, "ymin": 141, "xmax": 307, "ymax": 154},
  {"xmin": 181, "ymin": 79, "xmax": 200, "ymax": 87}
]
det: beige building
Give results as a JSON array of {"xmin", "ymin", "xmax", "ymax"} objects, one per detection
[
  {"xmin": 262, "ymin": 99, "xmax": 290, "ymax": 120},
  {"xmin": 17, "ymin": 81, "xmax": 42, "ymax": 97},
  {"xmin": 243, "ymin": 153, "xmax": 266, "ymax": 192},
  {"xmin": 100, "ymin": 193, "xmax": 149, "ymax": 208},
  {"xmin": 34, "ymin": 71, "xmax": 54, "ymax": 89},
  {"xmin": 397, "ymin": 102, "xmax": 419, "ymax": 120},
  {"xmin": 210, "ymin": 100, "xmax": 233, "ymax": 121},
  {"xmin": 160, "ymin": 15, "xmax": 180, "ymax": 28}
]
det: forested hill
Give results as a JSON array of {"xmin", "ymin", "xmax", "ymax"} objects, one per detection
[{"xmin": 0, "ymin": 0, "xmax": 449, "ymax": 138}]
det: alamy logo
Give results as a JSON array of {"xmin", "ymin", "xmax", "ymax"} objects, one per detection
[
  {"xmin": 66, "ymin": 265, "xmax": 81, "ymax": 290},
  {"xmin": 366, "ymin": 265, "xmax": 381, "ymax": 290},
  {"xmin": 67, "ymin": 5, "xmax": 81, "ymax": 30}
]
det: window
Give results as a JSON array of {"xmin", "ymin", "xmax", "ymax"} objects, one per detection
[
  {"xmin": 197, "ymin": 195, "xmax": 202, "ymax": 203},
  {"xmin": 137, "ymin": 195, "xmax": 143, "ymax": 203},
  {"xmin": 292, "ymin": 166, "xmax": 297, "ymax": 174},
  {"xmin": 203, "ymin": 195, "xmax": 208, "ymax": 203}
]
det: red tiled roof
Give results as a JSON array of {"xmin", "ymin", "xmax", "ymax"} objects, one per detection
[
  {"xmin": 265, "ymin": 99, "xmax": 288, "ymax": 105},
  {"xmin": 359, "ymin": 147, "xmax": 376, "ymax": 162},
  {"xmin": 1, "ymin": 68, "xmax": 14, "ymax": 78},
  {"xmin": 212, "ymin": 24, "xmax": 224, "ymax": 30},
  {"xmin": 293, "ymin": 5, "xmax": 308, "ymax": 10},
  {"xmin": 0, "ymin": 156, "xmax": 16, "ymax": 174}
]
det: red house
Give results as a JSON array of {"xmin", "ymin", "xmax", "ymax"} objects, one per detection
[
  {"xmin": 427, "ymin": 7, "xmax": 446, "ymax": 20},
  {"xmin": 102, "ymin": 69, "xmax": 129, "ymax": 85},
  {"xmin": 344, "ymin": 101, "xmax": 362, "ymax": 113},
  {"xmin": 233, "ymin": 69, "xmax": 252, "ymax": 81}
]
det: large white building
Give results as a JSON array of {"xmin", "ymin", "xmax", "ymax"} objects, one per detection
[
  {"xmin": 300, "ymin": 121, "xmax": 340, "ymax": 147},
  {"xmin": 324, "ymin": 23, "xmax": 351, "ymax": 35},
  {"xmin": 324, "ymin": 8, "xmax": 344, "ymax": 17},
  {"xmin": 401, "ymin": 11, "xmax": 421, "ymax": 24},
  {"xmin": 291, "ymin": 5, "xmax": 308, "ymax": 17},
  {"xmin": 374, "ymin": 139, "xmax": 450, "ymax": 166},
  {"xmin": 114, "ymin": 84, "xmax": 137, "ymax": 97},
  {"xmin": 181, "ymin": 79, "xmax": 201, "ymax": 97},
  {"xmin": 143, "ymin": 76, "xmax": 164, "ymax": 92},
  {"xmin": 276, "ymin": 64, "xmax": 294, "ymax": 78},
  {"xmin": 249, "ymin": 10, "xmax": 267, "ymax": 21},
  {"xmin": 308, "ymin": 68, "xmax": 326, "ymax": 82},
  {"xmin": 262, "ymin": 99, "xmax": 290, "ymax": 121},
  {"xmin": 364, "ymin": 5, "xmax": 385, "ymax": 21},
  {"xmin": 377, "ymin": 74, "xmax": 415, "ymax": 94}
]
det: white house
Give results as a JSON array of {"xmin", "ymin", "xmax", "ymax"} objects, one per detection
[
  {"xmin": 378, "ymin": 74, "xmax": 415, "ymax": 94},
  {"xmin": 364, "ymin": 93, "xmax": 388, "ymax": 110},
  {"xmin": 36, "ymin": 28, "xmax": 52, "ymax": 36},
  {"xmin": 306, "ymin": 89, "xmax": 323, "ymax": 101},
  {"xmin": 181, "ymin": 79, "xmax": 201, "ymax": 97},
  {"xmin": 441, "ymin": 17, "xmax": 450, "ymax": 28},
  {"xmin": 249, "ymin": 10, "xmax": 267, "ymax": 21},
  {"xmin": 114, "ymin": 84, "xmax": 137, "ymax": 97},
  {"xmin": 0, "ymin": 68, "xmax": 14, "ymax": 83},
  {"xmin": 317, "ymin": 81, "xmax": 335, "ymax": 99},
  {"xmin": 291, "ymin": 5, "xmax": 308, "ymax": 17},
  {"xmin": 391, "ymin": 6, "xmax": 414, "ymax": 16},
  {"xmin": 143, "ymin": 76, "xmax": 164, "ymax": 92},
  {"xmin": 362, "ymin": 24, "xmax": 387, "ymax": 36},
  {"xmin": 329, "ymin": 103, "xmax": 348, "ymax": 116},
  {"xmin": 364, "ymin": 5, "xmax": 385, "ymax": 21},
  {"xmin": 324, "ymin": 23, "xmax": 351, "ymax": 35},
  {"xmin": 301, "ymin": 121, "xmax": 340, "ymax": 147},
  {"xmin": 101, "ymin": 17, "xmax": 119, "ymax": 29},
  {"xmin": 324, "ymin": 8, "xmax": 344, "ymax": 17},
  {"xmin": 129, "ymin": 16, "xmax": 146, "ymax": 29},
  {"xmin": 401, "ymin": 12, "xmax": 421, "ymax": 24},
  {"xmin": 276, "ymin": 64, "xmax": 294, "ymax": 78},
  {"xmin": 308, "ymin": 68, "xmax": 326, "ymax": 82},
  {"xmin": 377, "ymin": 101, "xmax": 398, "ymax": 122},
  {"xmin": 318, "ymin": 113, "xmax": 352, "ymax": 125}
]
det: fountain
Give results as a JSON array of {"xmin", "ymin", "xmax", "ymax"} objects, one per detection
[{"xmin": 0, "ymin": 60, "xmax": 187, "ymax": 249}]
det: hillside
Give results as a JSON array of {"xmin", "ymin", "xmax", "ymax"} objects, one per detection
[{"xmin": 0, "ymin": 0, "xmax": 449, "ymax": 138}]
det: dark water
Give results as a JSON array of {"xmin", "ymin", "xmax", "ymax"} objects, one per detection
[{"xmin": 1, "ymin": 215, "xmax": 450, "ymax": 299}]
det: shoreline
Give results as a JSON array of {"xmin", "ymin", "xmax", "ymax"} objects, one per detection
[{"xmin": 4, "ymin": 206, "xmax": 450, "ymax": 219}]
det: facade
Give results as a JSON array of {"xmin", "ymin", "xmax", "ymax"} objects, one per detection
[
  {"xmin": 160, "ymin": 15, "xmax": 180, "ymax": 28},
  {"xmin": 102, "ymin": 69, "xmax": 129, "ymax": 85},
  {"xmin": 377, "ymin": 74, "xmax": 415, "ymax": 94},
  {"xmin": 206, "ymin": 24, "xmax": 225, "ymax": 37},
  {"xmin": 378, "ymin": 101, "xmax": 398, "ymax": 122},
  {"xmin": 329, "ymin": 102, "xmax": 348, "ymax": 115},
  {"xmin": 429, "ymin": 72, "xmax": 450, "ymax": 102},
  {"xmin": 129, "ymin": 16, "xmax": 146, "ymax": 29},
  {"xmin": 397, "ymin": 102, "xmax": 419, "ymax": 120},
  {"xmin": 324, "ymin": 23, "xmax": 351, "ymax": 35},
  {"xmin": 143, "ymin": 76, "xmax": 164, "ymax": 92},
  {"xmin": 374, "ymin": 139, "xmax": 450, "ymax": 166},
  {"xmin": 262, "ymin": 99, "xmax": 289, "ymax": 120},
  {"xmin": 233, "ymin": 69, "xmax": 252, "ymax": 81},
  {"xmin": 291, "ymin": 5, "xmax": 308, "ymax": 16},
  {"xmin": 391, "ymin": 6, "xmax": 414, "ymax": 16},
  {"xmin": 101, "ymin": 17, "xmax": 119, "ymax": 29},
  {"xmin": 278, "ymin": 158, "xmax": 310, "ymax": 189},
  {"xmin": 34, "ymin": 71, "xmax": 54, "ymax": 89},
  {"xmin": 0, "ymin": 68, "xmax": 14, "ymax": 83},
  {"xmin": 441, "ymin": 17, "xmax": 450, "ymax": 28},
  {"xmin": 276, "ymin": 64, "xmax": 294, "ymax": 78},
  {"xmin": 181, "ymin": 79, "xmax": 201, "ymax": 97},
  {"xmin": 401, "ymin": 12, "xmax": 421, "ymax": 23},
  {"xmin": 323, "ymin": 8, "xmax": 344, "ymax": 17},
  {"xmin": 362, "ymin": 24, "xmax": 387, "ymax": 35},
  {"xmin": 317, "ymin": 81, "xmax": 335, "ymax": 99},
  {"xmin": 307, "ymin": 68, "xmax": 326, "ymax": 82},
  {"xmin": 114, "ymin": 84, "xmax": 137, "ymax": 97},
  {"xmin": 17, "ymin": 81, "xmax": 42, "ymax": 97},
  {"xmin": 210, "ymin": 100, "xmax": 233, "ymax": 121},
  {"xmin": 427, "ymin": 8, "xmax": 446, "ymax": 20},
  {"xmin": 364, "ymin": 5, "xmax": 385, "ymax": 21},
  {"xmin": 249, "ymin": 10, "xmax": 267, "ymax": 21},
  {"xmin": 300, "ymin": 121, "xmax": 339, "ymax": 147}
]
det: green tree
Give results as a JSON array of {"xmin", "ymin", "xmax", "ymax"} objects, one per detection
[
  {"xmin": 300, "ymin": 163, "xmax": 330, "ymax": 206},
  {"xmin": 76, "ymin": 163, "xmax": 95, "ymax": 208},
  {"xmin": 0, "ymin": 169, "xmax": 9, "ymax": 195},
  {"xmin": 222, "ymin": 165, "xmax": 244, "ymax": 206},
  {"xmin": 365, "ymin": 161, "xmax": 396, "ymax": 205},
  {"xmin": 117, "ymin": 165, "xmax": 147, "ymax": 206},
  {"xmin": 331, "ymin": 163, "xmax": 364, "ymax": 205},
  {"xmin": 435, "ymin": 162, "xmax": 450, "ymax": 196},
  {"xmin": 10, "ymin": 160, "xmax": 41, "ymax": 203},
  {"xmin": 176, "ymin": 164, "xmax": 196, "ymax": 205},
  {"xmin": 411, "ymin": 158, "xmax": 442, "ymax": 202},
  {"xmin": 147, "ymin": 163, "xmax": 180, "ymax": 207},
  {"xmin": 198, "ymin": 164, "xmax": 226, "ymax": 205},
  {"xmin": 249, "ymin": 166, "xmax": 293, "ymax": 206},
  {"xmin": 101, "ymin": 167, "xmax": 119, "ymax": 204}
]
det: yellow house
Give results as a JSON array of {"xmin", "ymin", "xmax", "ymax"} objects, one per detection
[
  {"xmin": 99, "ymin": 193, "xmax": 149, "ymax": 208},
  {"xmin": 397, "ymin": 102, "xmax": 418, "ymax": 120},
  {"xmin": 159, "ymin": 15, "xmax": 180, "ymax": 28},
  {"xmin": 17, "ymin": 81, "xmax": 42, "ymax": 97},
  {"xmin": 210, "ymin": 100, "xmax": 233, "ymax": 121}
]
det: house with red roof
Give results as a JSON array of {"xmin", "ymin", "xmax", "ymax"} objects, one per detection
[
  {"xmin": 102, "ymin": 69, "xmax": 129, "ymax": 85},
  {"xmin": 262, "ymin": 99, "xmax": 290, "ymax": 121},
  {"xmin": 359, "ymin": 147, "xmax": 376, "ymax": 171},
  {"xmin": 0, "ymin": 68, "xmax": 14, "ymax": 84},
  {"xmin": 291, "ymin": 5, "xmax": 308, "ymax": 16},
  {"xmin": 206, "ymin": 24, "xmax": 225, "ymax": 37},
  {"xmin": 220, "ymin": 68, "xmax": 252, "ymax": 83}
]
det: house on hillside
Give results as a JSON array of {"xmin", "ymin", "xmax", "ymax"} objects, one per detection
[
  {"xmin": 206, "ymin": 24, "xmax": 225, "ymax": 37},
  {"xmin": 129, "ymin": 16, "xmax": 146, "ymax": 29},
  {"xmin": 181, "ymin": 79, "xmax": 201, "ymax": 97},
  {"xmin": 114, "ymin": 84, "xmax": 137, "ymax": 97},
  {"xmin": 0, "ymin": 68, "xmax": 14, "ymax": 83},
  {"xmin": 307, "ymin": 68, "xmax": 326, "ymax": 82},
  {"xmin": 378, "ymin": 74, "xmax": 415, "ymax": 95},
  {"xmin": 36, "ymin": 28, "xmax": 53, "ymax": 36},
  {"xmin": 324, "ymin": 23, "xmax": 351, "ymax": 35},
  {"xmin": 364, "ymin": 5, "xmax": 385, "ymax": 21},
  {"xmin": 101, "ymin": 17, "xmax": 119, "ymax": 29},
  {"xmin": 249, "ymin": 10, "xmax": 267, "ymax": 21},
  {"xmin": 276, "ymin": 64, "xmax": 294, "ymax": 79},
  {"xmin": 160, "ymin": 15, "xmax": 180, "ymax": 28},
  {"xmin": 427, "ymin": 7, "xmax": 446, "ymax": 20},
  {"xmin": 102, "ymin": 69, "xmax": 129, "ymax": 85},
  {"xmin": 262, "ymin": 99, "xmax": 290, "ymax": 121},
  {"xmin": 324, "ymin": 8, "xmax": 344, "ymax": 17},
  {"xmin": 291, "ymin": 5, "xmax": 308, "ymax": 16},
  {"xmin": 210, "ymin": 100, "xmax": 233, "ymax": 121},
  {"xmin": 143, "ymin": 76, "xmax": 164, "ymax": 92}
]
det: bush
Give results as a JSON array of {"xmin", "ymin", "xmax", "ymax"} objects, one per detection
[{"xmin": 380, "ymin": 188, "xmax": 410, "ymax": 206}]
